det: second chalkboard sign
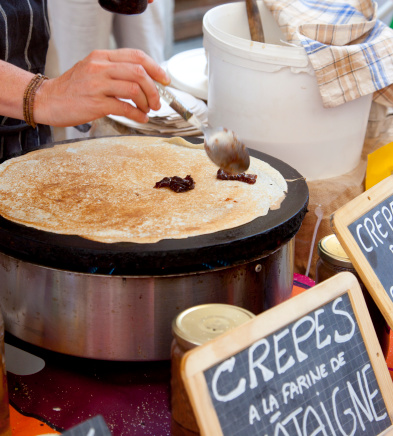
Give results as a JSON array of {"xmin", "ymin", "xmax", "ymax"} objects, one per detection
[
  {"xmin": 332, "ymin": 175, "xmax": 393, "ymax": 329},
  {"xmin": 181, "ymin": 272, "xmax": 393, "ymax": 436}
]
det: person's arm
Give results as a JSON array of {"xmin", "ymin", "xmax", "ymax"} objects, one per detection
[
  {"xmin": 0, "ymin": 48, "xmax": 170, "ymax": 127},
  {"xmin": 0, "ymin": 61, "xmax": 33, "ymax": 121}
]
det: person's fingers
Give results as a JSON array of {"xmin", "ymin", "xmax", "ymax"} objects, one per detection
[
  {"xmin": 100, "ymin": 66, "xmax": 159, "ymax": 111},
  {"xmin": 34, "ymin": 48, "xmax": 170, "ymax": 127},
  {"xmin": 78, "ymin": 63, "xmax": 156, "ymax": 113},
  {"xmin": 106, "ymin": 98, "xmax": 149, "ymax": 123},
  {"xmin": 81, "ymin": 49, "xmax": 168, "ymax": 111},
  {"xmin": 106, "ymin": 49, "xmax": 170, "ymax": 109},
  {"xmin": 103, "ymin": 81, "xmax": 150, "ymax": 114},
  {"xmin": 105, "ymin": 48, "xmax": 169, "ymax": 83}
]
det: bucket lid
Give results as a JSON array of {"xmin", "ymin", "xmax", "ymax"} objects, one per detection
[{"xmin": 172, "ymin": 303, "xmax": 255, "ymax": 350}]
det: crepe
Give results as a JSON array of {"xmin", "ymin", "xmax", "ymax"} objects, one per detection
[{"xmin": 0, "ymin": 136, "xmax": 287, "ymax": 244}]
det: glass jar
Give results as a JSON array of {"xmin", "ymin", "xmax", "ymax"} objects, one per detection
[
  {"xmin": 171, "ymin": 304, "xmax": 255, "ymax": 435},
  {"xmin": 315, "ymin": 234, "xmax": 357, "ymax": 282},
  {"xmin": 316, "ymin": 234, "xmax": 387, "ymax": 353}
]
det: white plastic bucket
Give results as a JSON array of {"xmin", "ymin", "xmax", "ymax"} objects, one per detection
[{"xmin": 203, "ymin": 2, "xmax": 373, "ymax": 181}]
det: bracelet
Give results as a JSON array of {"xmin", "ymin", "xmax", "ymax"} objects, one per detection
[{"xmin": 23, "ymin": 73, "xmax": 49, "ymax": 129}]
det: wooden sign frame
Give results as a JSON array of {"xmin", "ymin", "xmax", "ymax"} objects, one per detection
[
  {"xmin": 331, "ymin": 175, "xmax": 393, "ymax": 329},
  {"xmin": 181, "ymin": 272, "xmax": 393, "ymax": 436}
]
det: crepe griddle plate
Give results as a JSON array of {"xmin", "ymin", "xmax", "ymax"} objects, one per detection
[{"xmin": 0, "ymin": 136, "xmax": 309, "ymax": 275}]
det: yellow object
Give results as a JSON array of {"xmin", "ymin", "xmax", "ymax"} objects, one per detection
[{"xmin": 366, "ymin": 141, "xmax": 393, "ymax": 190}]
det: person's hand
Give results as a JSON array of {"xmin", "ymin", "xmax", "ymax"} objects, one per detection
[{"xmin": 34, "ymin": 48, "xmax": 170, "ymax": 127}]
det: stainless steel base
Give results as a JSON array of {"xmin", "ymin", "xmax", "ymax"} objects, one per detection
[{"xmin": 0, "ymin": 240, "xmax": 293, "ymax": 361}]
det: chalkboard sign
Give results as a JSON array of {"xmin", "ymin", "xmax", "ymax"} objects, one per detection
[
  {"xmin": 181, "ymin": 272, "xmax": 393, "ymax": 435},
  {"xmin": 331, "ymin": 175, "xmax": 393, "ymax": 329},
  {"xmin": 61, "ymin": 415, "xmax": 112, "ymax": 436}
]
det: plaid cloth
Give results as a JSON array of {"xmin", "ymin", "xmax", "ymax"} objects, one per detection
[{"xmin": 262, "ymin": 0, "xmax": 393, "ymax": 108}]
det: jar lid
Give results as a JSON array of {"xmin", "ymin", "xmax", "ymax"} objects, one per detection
[
  {"xmin": 172, "ymin": 304, "xmax": 255, "ymax": 350},
  {"xmin": 318, "ymin": 234, "xmax": 352, "ymax": 268}
]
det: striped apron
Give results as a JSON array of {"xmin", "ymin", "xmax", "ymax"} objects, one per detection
[{"xmin": 0, "ymin": 0, "xmax": 52, "ymax": 163}]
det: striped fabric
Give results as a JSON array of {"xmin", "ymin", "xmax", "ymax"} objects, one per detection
[
  {"xmin": 0, "ymin": 0, "xmax": 52, "ymax": 162},
  {"xmin": 263, "ymin": 0, "xmax": 393, "ymax": 108}
]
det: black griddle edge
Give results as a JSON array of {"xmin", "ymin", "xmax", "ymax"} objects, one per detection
[{"xmin": 0, "ymin": 136, "xmax": 309, "ymax": 275}]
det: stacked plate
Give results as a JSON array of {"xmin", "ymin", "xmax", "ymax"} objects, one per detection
[
  {"xmin": 166, "ymin": 48, "xmax": 208, "ymax": 101},
  {"xmin": 108, "ymin": 87, "xmax": 207, "ymax": 137}
]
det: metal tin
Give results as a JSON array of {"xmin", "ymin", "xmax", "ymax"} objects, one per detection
[
  {"xmin": 171, "ymin": 304, "xmax": 255, "ymax": 435},
  {"xmin": 172, "ymin": 303, "xmax": 256, "ymax": 351}
]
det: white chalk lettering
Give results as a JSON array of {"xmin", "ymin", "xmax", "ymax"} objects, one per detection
[
  {"xmin": 332, "ymin": 386, "xmax": 356, "ymax": 436},
  {"xmin": 319, "ymin": 400, "xmax": 337, "ymax": 435},
  {"xmin": 244, "ymin": 363, "xmax": 386, "ymax": 435},
  {"xmin": 315, "ymin": 309, "xmax": 331, "ymax": 349},
  {"xmin": 274, "ymin": 422, "xmax": 291, "ymax": 436},
  {"xmin": 282, "ymin": 382, "xmax": 298, "ymax": 404},
  {"xmin": 364, "ymin": 217, "xmax": 384, "ymax": 247},
  {"xmin": 355, "ymin": 200, "xmax": 393, "ymax": 253},
  {"xmin": 249, "ymin": 404, "xmax": 261, "ymax": 425},
  {"xmin": 249, "ymin": 338, "xmax": 274, "ymax": 388},
  {"xmin": 390, "ymin": 201, "xmax": 393, "ymax": 225},
  {"xmin": 280, "ymin": 407, "xmax": 303, "ymax": 436},
  {"xmin": 330, "ymin": 352, "xmax": 346, "ymax": 373},
  {"xmin": 262, "ymin": 394, "xmax": 279, "ymax": 415},
  {"xmin": 292, "ymin": 315, "xmax": 315, "ymax": 362},
  {"xmin": 356, "ymin": 224, "xmax": 373, "ymax": 252},
  {"xmin": 274, "ymin": 328, "xmax": 296, "ymax": 374},
  {"xmin": 347, "ymin": 371, "xmax": 373, "ymax": 431},
  {"xmin": 281, "ymin": 364, "xmax": 329, "ymax": 404},
  {"xmin": 381, "ymin": 205, "xmax": 393, "ymax": 231},
  {"xmin": 240, "ymin": 362, "xmax": 388, "ymax": 435},
  {"xmin": 318, "ymin": 364, "xmax": 328, "ymax": 379},
  {"xmin": 362, "ymin": 364, "xmax": 388, "ymax": 421},
  {"xmin": 373, "ymin": 210, "xmax": 388, "ymax": 239},
  {"xmin": 332, "ymin": 298, "xmax": 355, "ymax": 343},
  {"xmin": 303, "ymin": 405, "xmax": 328, "ymax": 436},
  {"xmin": 211, "ymin": 357, "xmax": 246, "ymax": 402}
]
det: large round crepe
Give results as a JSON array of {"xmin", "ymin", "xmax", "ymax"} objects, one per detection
[{"xmin": 0, "ymin": 136, "xmax": 287, "ymax": 244}]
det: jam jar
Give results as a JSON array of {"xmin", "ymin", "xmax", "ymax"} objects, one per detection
[
  {"xmin": 316, "ymin": 234, "xmax": 387, "ymax": 353},
  {"xmin": 316, "ymin": 234, "xmax": 358, "ymax": 282},
  {"xmin": 171, "ymin": 304, "xmax": 255, "ymax": 435}
]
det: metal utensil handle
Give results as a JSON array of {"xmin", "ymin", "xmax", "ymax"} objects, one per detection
[{"xmin": 155, "ymin": 82, "xmax": 194, "ymax": 122}]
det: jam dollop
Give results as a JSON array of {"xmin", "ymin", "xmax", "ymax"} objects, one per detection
[
  {"xmin": 217, "ymin": 168, "xmax": 257, "ymax": 184},
  {"xmin": 154, "ymin": 175, "xmax": 195, "ymax": 193}
]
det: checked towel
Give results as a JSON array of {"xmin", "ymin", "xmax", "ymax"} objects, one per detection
[{"xmin": 263, "ymin": 0, "xmax": 393, "ymax": 108}]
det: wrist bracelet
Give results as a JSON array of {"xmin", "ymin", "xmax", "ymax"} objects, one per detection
[{"xmin": 23, "ymin": 73, "xmax": 49, "ymax": 129}]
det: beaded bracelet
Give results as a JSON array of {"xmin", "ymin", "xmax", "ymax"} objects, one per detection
[{"xmin": 23, "ymin": 73, "xmax": 49, "ymax": 129}]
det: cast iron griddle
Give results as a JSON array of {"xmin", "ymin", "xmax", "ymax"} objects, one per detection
[{"xmin": 0, "ymin": 136, "xmax": 308, "ymax": 275}]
